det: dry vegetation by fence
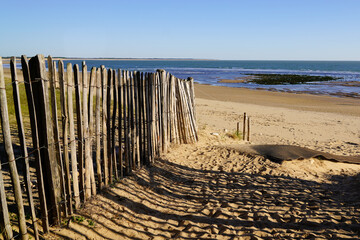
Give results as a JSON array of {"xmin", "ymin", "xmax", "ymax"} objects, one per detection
[{"xmin": 0, "ymin": 54, "xmax": 197, "ymax": 240}]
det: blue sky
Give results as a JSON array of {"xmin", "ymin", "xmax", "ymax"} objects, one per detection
[{"xmin": 1, "ymin": 0, "xmax": 360, "ymax": 60}]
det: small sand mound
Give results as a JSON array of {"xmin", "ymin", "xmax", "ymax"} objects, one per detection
[{"xmin": 225, "ymin": 144, "xmax": 360, "ymax": 164}]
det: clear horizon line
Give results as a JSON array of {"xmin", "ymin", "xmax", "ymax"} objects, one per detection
[{"xmin": 2, "ymin": 56, "xmax": 360, "ymax": 62}]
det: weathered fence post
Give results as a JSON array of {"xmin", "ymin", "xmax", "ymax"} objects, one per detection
[
  {"xmin": 48, "ymin": 56, "xmax": 68, "ymax": 217},
  {"xmin": 243, "ymin": 112, "xmax": 246, "ymax": 141},
  {"xmin": 95, "ymin": 68, "xmax": 103, "ymax": 189},
  {"xmin": 88, "ymin": 67, "xmax": 97, "ymax": 195},
  {"xmin": 67, "ymin": 63, "xmax": 80, "ymax": 210},
  {"xmin": 74, "ymin": 64, "xmax": 85, "ymax": 201},
  {"xmin": 112, "ymin": 69, "xmax": 118, "ymax": 179},
  {"xmin": 101, "ymin": 66, "xmax": 108, "ymax": 186},
  {"xmin": 29, "ymin": 54, "xmax": 61, "ymax": 226},
  {"xmin": 82, "ymin": 63, "xmax": 92, "ymax": 199},
  {"xmin": 58, "ymin": 60, "xmax": 73, "ymax": 215},
  {"xmin": 0, "ymin": 57, "xmax": 14, "ymax": 240},
  {"xmin": 10, "ymin": 57, "xmax": 39, "ymax": 240},
  {"xmin": 130, "ymin": 72, "xmax": 136, "ymax": 169},
  {"xmin": 107, "ymin": 69, "xmax": 113, "ymax": 183},
  {"xmin": 247, "ymin": 117, "xmax": 250, "ymax": 141},
  {"xmin": 123, "ymin": 71, "xmax": 130, "ymax": 174},
  {"xmin": 21, "ymin": 55, "xmax": 49, "ymax": 232},
  {"xmin": 118, "ymin": 69, "xmax": 123, "ymax": 178},
  {"xmin": 134, "ymin": 72, "xmax": 140, "ymax": 168},
  {"xmin": 3, "ymin": 56, "xmax": 28, "ymax": 239}
]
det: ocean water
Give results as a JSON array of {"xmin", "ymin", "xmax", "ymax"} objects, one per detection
[{"xmin": 10, "ymin": 60, "xmax": 360, "ymax": 97}]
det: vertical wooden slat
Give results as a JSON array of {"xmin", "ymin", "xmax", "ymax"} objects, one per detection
[
  {"xmin": 67, "ymin": 63, "xmax": 80, "ymax": 210},
  {"xmin": 95, "ymin": 68, "xmax": 103, "ymax": 189},
  {"xmin": 21, "ymin": 55, "xmax": 49, "ymax": 232},
  {"xmin": 111, "ymin": 69, "xmax": 118, "ymax": 180},
  {"xmin": 123, "ymin": 71, "xmax": 130, "ymax": 174},
  {"xmin": 145, "ymin": 73, "xmax": 152, "ymax": 164},
  {"xmin": 106, "ymin": 69, "xmax": 113, "ymax": 183},
  {"xmin": 101, "ymin": 66, "xmax": 108, "ymax": 186},
  {"xmin": 130, "ymin": 72, "xmax": 136, "ymax": 169},
  {"xmin": 117, "ymin": 69, "xmax": 123, "ymax": 178},
  {"xmin": 10, "ymin": 57, "xmax": 39, "ymax": 240},
  {"xmin": 48, "ymin": 56, "xmax": 68, "ymax": 217},
  {"xmin": 0, "ymin": 57, "xmax": 14, "ymax": 240},
  {"xmin": 29, "ymin": 54, "xmax": 60, "ymax": 226},
  {"xmin": 247, "ymin": 117, "xmax": 250, "ymax": 141},
  {"xmin": 169, "ymin": 75, "xmax": 175, "ymax": 144},
  {"xmin": 74, "ymin": 64, "xmax": 85, "ymax": 201},
  {"xmin": 158, "ymin": 70, "xmax": 168, "ymax": 152},
  {"xmin": 126, "ymin": 71, "xmax": 132, "ymax": 172},
  {"xmin": 141, "ymin": 73, "xmax": 146, "ymax": 165},
  {"xmin": 153, "ymin": 73, "xmax": 159, "ymax": 157},
  {"xmin": 58, "ymin": 60, "xmax": 72, "ymax": 215},
  {"xmin": 134, "ymin": 72, "xmax": 140, "ymax": 168},
  {"xmin": 82, "ymin": 63, "xmax": 91, "ymax": 199},
  {"xmin": 188, "ymin": 77, "xmax": 197, "ymax": 132},
  {"xmin": 88, "ymin": 67, "xmax": 97, "ymax": 195},
  {"xmin": 243, "ymin": 112, "xmax": 246, "ymax": 141}
]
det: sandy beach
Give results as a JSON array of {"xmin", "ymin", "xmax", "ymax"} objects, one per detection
[{"xmin": 47, "ymin": 83, "xmax": 360, "ymax": 239}]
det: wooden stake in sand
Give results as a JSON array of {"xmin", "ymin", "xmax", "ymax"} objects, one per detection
[
  {"xmin": 74, "ymin": 64, "xmax": 85, "ymax": 202},
  {"xmin": 237, "ymin": 122, "xmax": 240, "ymax": 136},
  {"xmin": 21, "ymin": 55, "xmax": 49, "ymax": 232},
  {"xmin": 118, "ymin": 69, "xmax": 123, "ymax": 178},
  {"xmin": 95, "ymin": 68, "xmax": 103, "ymax": 189},
  {"xmin": 1, "ymin": 57, "xmax": 25, "ymax": 239},
  {"xmin": 247, "ymin": 117, "xmax": 250, "ymax": 141},
  {"xmin": 58, "ymin": 60, "xmax": 73, "ymax": 215},
  {"xmin": 243, "ymin": 112, "xmax": 246, "ymax": 141},
  {"xmin": 48, "ymin": 56, "xmax": 67, "ymax": 217},
  {"xmin": 10, "ymin": 57, "xmax": 39, "ymax": 240},
  {"xmin": 67, "ymin": 63, "xmax": 80, "ymax": 210},
  {"xmin": 29, "ymin": 54, "xmax": 61, "ymax": 226},
  {"xmin": 88, "ymin": 67, "xmax": 97, "ymax": 195},
  {"xmin": 106, "ymin": 69, "xmax": 113, "ymax": 183},
  {"xmin": 101, "ymin": 66, "xmax": 108, "ymax": 186},
  {"xmin": 83, "ymin": 63, "xmax": 92, "ymax": 199}
]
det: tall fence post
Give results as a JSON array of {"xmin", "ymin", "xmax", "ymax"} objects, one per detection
[
  {"xmin": 10, "ymin": 57, "xmax": 39, "ymax": 240},
  {"xmin": 123, "ymin": 71, "xmax": 131, "ymax": 174},
  {"xmin": 74, "ymin": 64, "xmax": 85, "ymax": 201},
  {"xmin": 21, "ymin": 55, "xmax": 49, "ymax": 232},
  {"xmin": 95, "ymin": 68, "xmax": 103, "ymax": 189},
  {"xmin": 118, "ymin": 69, "xmax": 123, "ymax": 178},
  {"xmin": 0, "ymin": 57, "xmax": 14, "ymax": 240},
  {"xmin": 88, "ymin": 67, "xmax": 97, "ymax": 195},
  {"xmin": 29, "ymin": 54, "xmax": 61, "ymax": 226},
  {"xmin": 106, "ymin": 69, "xmax": 113, "ymax": 183},
  {"xmin": 58, "ymin": 60, "xmax": 73, "ymax": 215},
  {"xmin": 112, "ymin": 69, "xmax": 118, "ymax": 179},
  {"xmin": 48, "ymin": 56, "xmax": 68, "ymax": 218},
  {"xmin": 82, "ymin": 63, "xmax": 92, "ymax": 199},
  {"xmin": 67, "ymin": 63, "xmax": 80, "ymax": 210},
  {"xmin": 101, "ymin": 66, "xmax": 108, "ymax": 185}
]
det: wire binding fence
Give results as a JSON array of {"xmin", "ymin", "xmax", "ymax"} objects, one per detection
[{"xmin": 0, "ymin": 54, "xmax": 197, "ymax": 240}]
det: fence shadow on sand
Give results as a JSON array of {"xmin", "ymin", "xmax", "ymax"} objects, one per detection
[{"xmin": 51, "ymin": 155, "xmax": 360, "ymax": 239}]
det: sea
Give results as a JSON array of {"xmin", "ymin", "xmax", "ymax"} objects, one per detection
[{"xmin": 10, "ymin": 60, "xmax": 360, "ymax": 98}]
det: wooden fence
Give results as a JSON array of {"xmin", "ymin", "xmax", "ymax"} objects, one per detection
[{"xmin": 0, "ymin": 54, "xmax": 198, "ymax": 239}]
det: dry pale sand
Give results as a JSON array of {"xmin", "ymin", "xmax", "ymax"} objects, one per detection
[{"xmin": 47, "ymin": 84, "xmax": 360, "ymax": 240}]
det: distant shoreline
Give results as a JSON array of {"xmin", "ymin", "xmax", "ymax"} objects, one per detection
[{"xmin": 1, "ymin": 57, "xmax": 217, "ymax": 62}]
